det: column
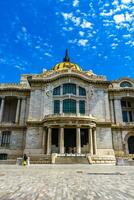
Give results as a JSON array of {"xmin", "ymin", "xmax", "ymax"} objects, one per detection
[
  {"xmin": 42, "ymin": 128, "xmax": 47, "ymax": 154},
  {"xmin": 60, "ymin": 100, "xmax": 63, "ymax": 114},
  {"xmin": 114, "ymin": 98, "xmax": 122, "ymax": 123},
  {"xmin": 93, "ymin": 128, "xmax": 97, "ymax": 155},
  {"xmin": 15, "ymin": 98, "xmax": 21, "ymax": 123},
  {"xmin": 76, "ymin": 127, "xmax": 81, "ymax": 154},
  {"xmin": 19, "ymin": 98, "xmax": 26, "ymax": 124},
  {"xmin": 59, "ymin": 127, "xmax": 64, "ymax": 154},
  {"xmin": 76, "ymin": 100, "xmax": 79, "ymax": 115},
  {"xmin": 0, "ymin": 97, "xmax": 5, "ymax": 122},
  {"xmin": 109, "ymin": 99, "xmax": 115, "ymax": 123},
  {"xmin": 88, "ymin": 127, "xmax": 93, "ymax": 155},
  {"xmin": 46, "ymin": 128, "xmax": 52, "ymax": 154}
]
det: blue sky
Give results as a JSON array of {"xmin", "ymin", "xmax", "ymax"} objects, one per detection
[{"xmin": 0, "ymin": 0, "xmax": 133, "ymax": 83}]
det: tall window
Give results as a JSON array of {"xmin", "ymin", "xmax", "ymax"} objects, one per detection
[
  {"xmin": 54, "ymin": 100, "xmax": 60, "ymax": 114},
  {"xmin": 79, "ymin": 87, "xmax": 86, "ymax": 96},
  {"xmin": 63, "ymin": 99, "xmax": 76, "ymax": 113},
  {"xmin": 1, "ymin": 131, "xmax": 11, "ymax": 147},
  {"xmin": 53, "ymin": 86, "xmax": 60, "ymax": 95},
  {"xmin": 63, "ymin": 84, "xmax": 76, "ymax": 95},
  {"xmin": 121, "ymin": 100, "xmax": 133, "ymax": 122},
  {"xmin": 79, "ymin": 100, "xmax": 85, "ymax": 114}
]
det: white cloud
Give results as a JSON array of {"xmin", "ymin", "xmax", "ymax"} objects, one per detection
[
  {"xmin": 44, "ymin": 52, "xmax": 52, "ymax": 57},
  {"xmin": 73, "ymin": 0, "xmax": 79, "ymax": 7},
  {"xmin": 61, "ymin": 12, "xmax": 73, "ymax": 20},
  {"xmin": 113, "ymin": 14, "xmax": 125, "ymax": 23},
  {"xmin": 15, "ymin": 65, "xmax": 25, "ymax": 71},
  {"xmin": 100, "ymin": 9, "xmax": 113, "ymax": 17},
  {"xmin": 71, "ymin": 16, "xmax": 81, "ymax": 26},
  {"xmin": 81, "ymin": 19, "xmax": 92, "ymax": 28},
  {"xmin": 78, "ymin": 39, "xmax": 88, "ymax": 46},
  {"xmin": 121, "ymin": 0, "xmax": 132, "ymax": 3},
  {"xmin": 79, "ymin": 31, "xmax": 85, "ymax": 36}
]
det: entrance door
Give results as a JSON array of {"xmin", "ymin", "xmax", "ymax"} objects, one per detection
[
  {"xmin": 64, "ymin": 128, "xmax": 76, "ymax": 153},
  {"xmin": 128, "ymin": 136, "xmax": 134, "ymax": 154}
]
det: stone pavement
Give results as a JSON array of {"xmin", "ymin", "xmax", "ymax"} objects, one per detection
[{"xmin": 0, "ymin": 164, "xmax": 134, "ymax": 200}]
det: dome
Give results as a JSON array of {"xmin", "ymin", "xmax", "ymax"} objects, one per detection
[
  {"xmin": 52, "ymin": 61, "xmax": 82, "ymax": 71},
  {"xmin": 52, "ymin": 49, "xmax": 82, "ymax": 72}
]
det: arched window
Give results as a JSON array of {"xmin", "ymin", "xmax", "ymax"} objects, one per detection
[
  {"xmin": 63, "ymin": 83, "xmax": 76, "ymax": 95},
  {"xmin": 79, "ymin": 87, "xmax": 86, "ymax": 96},
  {"xmin": 120, "ymin": 81, "xmax": 132, "ymax": 88},
  {"xmin": 53, "ymin": 86, "xmax": 60, "ymax": 95},
  {"xmin": 63, "ymin": 99, "xmax": 76, "ymax": 113}
]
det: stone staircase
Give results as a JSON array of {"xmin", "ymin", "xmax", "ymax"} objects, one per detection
[
  {"xmin": 55, "ymin": 156, "xmax": 89, "ymax": 164},
  {"xmin": 30, "ymin": 155, "xmax": 52, "ymax": 164}
]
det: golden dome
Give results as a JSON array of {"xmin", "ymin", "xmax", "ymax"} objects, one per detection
[
  {"xmin": 52, "ymin": 61, "xmax": 82, "ymax": 71},
  {"xmin": 52, "ymin": 49, "xmax": 82, "ymax": 72}
]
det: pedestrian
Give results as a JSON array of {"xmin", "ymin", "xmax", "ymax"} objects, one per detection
[
  {"xmin": 22, "ymin": 154, "xmax": 27, "ymax": 166},
  {"xmin": 27, "ymin": 156, "xmax": 30, "ymax": 167}
]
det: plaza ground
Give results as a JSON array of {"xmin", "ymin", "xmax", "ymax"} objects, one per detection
[{"xmin": 0, "ymin": 164, "xmax": 134, "ymax": 200}]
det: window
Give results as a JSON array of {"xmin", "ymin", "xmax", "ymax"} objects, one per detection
[
  {"xmin": 63, "ymin": 84, "xmax": 76, "ymax": 95},
  {"xmin": 53, "ymin": 86, "xmax": 60, "ymax": 95},
  {"xmin": 120, "ymin": 81, "xmax": 132, "ymax": 88},
  {"xmin": 121, "ymin": 100, "xmax": 134, "ymax": 122},
  {"xmin": 1, "ymin": 131, "xmax": 11, "ymax": 147},
  {"xmin": 63, "ymin": 99, "xmax": 76, "ymax": 113},
  {"xmin": 0, "ymin": 153, "xmax": 7, "ymax": 160},
  {"xmin": 79, "ymin": 100, "xmax": 85, "ymax": 114},
  {"xmin": 79, "ymin": 87, "xmax": 86, "ymax": 96},
  {"xmin": 54, "ymin": 100, "xmax": 60, "ymax": 114}
]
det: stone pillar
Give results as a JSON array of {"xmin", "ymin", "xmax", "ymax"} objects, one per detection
[
  {"xmin": 114, "ymin": 99, "xmax": 122, "ymax": 123},
  {"xmin": 88, "ymin": 127, "xmax": 93, "ymax": 155},
  {"xmin": 76, "ymin": 127, "xmax": 81, "ymax": 154},
  {"xmin": 76, "ymin": 100, "xmax": 79, "ymax": 115},
  {"xmin": 20, "ymin": 98, "xmax": 26, "ymax": 125},
  {"xmin": 93, "ymin": 128, "xmax": 97, "ymax": 155},
  {"xmin": 59, "ymin": 127, "xmax": 64, "ymax": 154},
  {"xmin": 15, "ymin": 98, "xmax": 21, "ymax": 123},
  {"xmin": 0, "ymin": 97, "xmax": 5, "ymax": 122},
  {"xmin": 104, "ymin": 92, "xmax": 110, "ymax": 121},
  {"xmin": 42, "ymin": 128, "xmax": 47, "ymax": 154},
  {"xmin": 109, "ymin": 99, "xmax": 115, "ymax": 123},
  {"xmin": 46, "ymin": 128, "xmax": 52, "ymax": 155},
  {"xmin": 60, "ymin": 100, "xmax": 63, "ymax": 114}
]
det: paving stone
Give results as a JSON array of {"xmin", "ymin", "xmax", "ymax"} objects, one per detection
[{"xmin": 0, "ymin": 165, "xmax": 134, "ymax": 200}]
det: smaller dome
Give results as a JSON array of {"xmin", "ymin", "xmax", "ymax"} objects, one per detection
[{"xmin": 52, "ymin": 49, "xmax": 82, "ymax": 72}]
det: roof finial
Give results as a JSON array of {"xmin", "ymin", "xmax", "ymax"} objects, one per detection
[{"xmin": 63, "ymin": 49, "xmax": 70, "ymax": 62}]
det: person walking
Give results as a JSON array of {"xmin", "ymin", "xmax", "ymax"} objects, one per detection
[{"xmin": 22, "ymin": 154, "xmax": 27, "ymax": 166}]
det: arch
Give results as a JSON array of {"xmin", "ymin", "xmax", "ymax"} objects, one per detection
[
  {"xmin": 124, "ymin": 132, "xmax": 134, "ymax": 154},
  {"xmin": 128, "ymin": 136, "xmax": 134, "ymax": 154},
  {"xmin": 120, "ymin": 81, "xmax": 132, "ymax": 88},
  {"xmin": 63, "ymin": 99, "xmax": 76, "ymax": 113}
]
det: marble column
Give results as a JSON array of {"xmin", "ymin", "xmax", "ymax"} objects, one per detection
[
  {"xmin": 46, "ymin": 128, "xmax": 52, "ymax": 155},
  {"xmin": 0, "ymin": 97, "xmax": 5, "ymax": 122},
  {"xmin": 114, "ymin": 99, "xmax": 122, "ymax": 123},
  {"xmin": 109, "ymin": 99, "xmax": 115, "ymax": 123},
  {"xmin": 93, "ymin": 128, "xmax": 97, "ymax": 155},
  {"xmin": 60, "ymin": 100, "xmax": 63, "ymax": 114},
  {"xmin": 76, "ymin": 100, "xmax": 79, "ymax": 115},
  {"xmin": 15, "ymin": 98, "xmax": 21, "ymax": 123},
  {"xmin": 59, "ymin": 127, "xmax": 64, "ymax": 154},
  {"xmin": 42, "ymin": 128, "xmax": 47, "ymax": 154},
  {"xmin": 88, "ymin": 127, "xmax": 93, "ymax": 155},
  {"xmin": 76, "ymin": 127, "xmax": 81, "ymax": 154}
]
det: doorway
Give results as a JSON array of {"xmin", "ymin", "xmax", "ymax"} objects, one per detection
[
  {"xmin": 128, "ymin": 136, "xmax": 134, "ymax": 154},
  {"xmin": 64, "ymin": 128, "xmax": 76, "ymax": 153}
]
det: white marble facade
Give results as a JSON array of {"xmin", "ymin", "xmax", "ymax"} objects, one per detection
[{"xmin": 0, "ymin": 56, "xmax": 134, "ymax": 163}]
